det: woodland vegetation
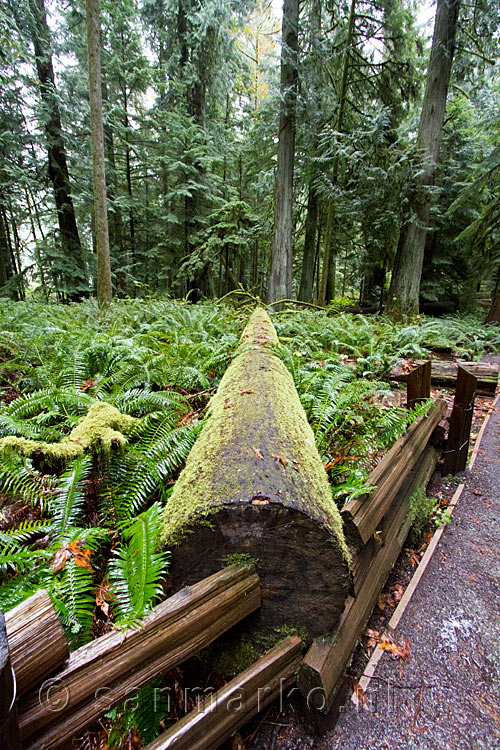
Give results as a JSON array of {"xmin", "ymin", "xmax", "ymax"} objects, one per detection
[
  {"xmin": 0, "ymin": 0, "xmax": 498, "ymax": 315},
  {"xmin": 0, "ymin": 0, "xmax": 500, "ymax": 745}
]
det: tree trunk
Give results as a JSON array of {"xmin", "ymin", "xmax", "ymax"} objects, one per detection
[
  {"xmin": 268, "ymin": 0, "xmax": 299, "ymax": 304},
  {"xmin": 484, "ymin": 293, "xmax": 500, "ymax": 325},
  {"xmin": 162, "ymin": 309, "xmax": 350, "ymax": 640},
  {"xmin": 317, "ymin": 0, "xmax": 357, "ymax": 306},
  {"xmin": 86, "ymin": 0, "xmax": 112, "ymax": 309},
  {"xmin": 0, "ymin": 203, "xmax": 17, "ymax": 298},
  {"xmin": 27, "ymin": 0, "xmax": 87, "ymax": 301},
  {"xmin": 298, "ymin": 184, "xmax": 319, "ymax": 301},
  {"xmin": 386, "ymin": 0, "xmax": 460, "ymax": 320},
  {"xmin": 102, "ymin": 80, "xmax": 125, "ymax": 297}
]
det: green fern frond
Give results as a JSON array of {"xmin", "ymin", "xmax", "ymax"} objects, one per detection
[
  {"xmin": 50, "ymin": 456, "xmax": 93, "ymax": 535},
  {"xmin": 0, "ymin": 457, "xmax": 56, "ymax": 509},
  {"xmin": 51, "ymin": 558, "xmax": 95, "ymax": 644},
  {"xmin": 0, "ymin": 548, "xmax": 51, "ymax": 574},
  {"xmin": 109, "ymin": 503, "xmax": 169, "ymax": 626},
  {"xmin": 0, "ymin": 519, "xmax": 53, "ymax": 549}
]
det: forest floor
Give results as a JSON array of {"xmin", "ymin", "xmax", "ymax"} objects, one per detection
[{"xmin": 244, "ymin": 360, "xmax": 500, "ymax": 750}]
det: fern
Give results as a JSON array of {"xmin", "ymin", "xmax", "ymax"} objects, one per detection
[
  {"xmin": 52, "ymin": 558, "xmax": 95, "ymax": 643},
  {"xmin": 109, "ymin": 503, "xmax": 169, "ymax": 626},
  {"xmin": 50, "ymin": 456, "xmax": 93, "ymax": 536}
]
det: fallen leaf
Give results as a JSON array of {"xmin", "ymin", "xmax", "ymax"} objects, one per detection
[
  {"xmin": 51, "ymin": 540, "xmax": 93, "ymax": 572},
  {"xmin": 380, "ymin": 634, "xmax": 411, "ymax": 661},
  {"xmin": 120, "ymin": 727, "xmax": 142, "ymax": 750},
  {"xmin": 224, "ymin": 398, "xmax": 235, "ymax": 409},
  {"xmin": 352, "ymin": 680, "xmax": 366, "ymax": 703},
  {"xmin": 392, "ymin": 583, "xmax": 405, "ymax": 602},
  {"xmin": 473, "ymin": 489, "xmax": 482, "ymax": 496},
  {"xmin": 408, "ymin": 549, "xmax": 420, "ymax": 567},
  {"xmin": 252, "ymin": 446, "xmax": 264, "ymax": 460},
  {"xmin": 272, "ymin": 453, "xmax": 288, "ymax": 467},
  {"xmin": 239, "ymin": 389, "xmax": 254, "ymax": 395},
  {"xmin": 364, "ymin": 628, "xmax": 380, "ymax": 648},
  {"xmin": 51, "ymin": 546, "xmax": 71, "ymax": 572},
  {"xmin": 80, "ymin": 379, "xmax": 97, "ymax": 392},
  {"xmin": 96, "ymin": 580, "xmax": 111, "ymax": 617}
]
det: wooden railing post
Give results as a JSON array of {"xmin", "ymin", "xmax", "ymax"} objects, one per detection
[
  {"xmin": 0, "ymin": 613, "xmax": 21, "ymax": 750},
  {"xmin": 442, "ymin": 366, "xmax": 477, "ymax": 476},
  {"xmin": 406, "ymin": 360, "xmax": 431, "ymax": 409}
]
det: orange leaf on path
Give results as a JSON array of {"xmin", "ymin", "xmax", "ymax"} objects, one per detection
[
  {"xmin": 252, "ymin": 446, "xmax": 264, "ymax": 460},
  {"xmin": 380, "ymin": 634, "xmax": 411, "ymax": 661}
]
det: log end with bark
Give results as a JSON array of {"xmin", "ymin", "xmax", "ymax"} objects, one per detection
[{"xmin": 162, "ymin": 309, "xmax": 350, "ymax": 640}]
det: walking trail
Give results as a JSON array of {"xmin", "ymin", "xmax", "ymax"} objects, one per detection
[{"xmin": 320, "ymin": 388, "xmax": 500, "ymax": 750}]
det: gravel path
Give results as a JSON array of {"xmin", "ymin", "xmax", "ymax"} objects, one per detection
[{"xmin": 320, "ymin": 393, "xmax": 500, "ymax": 750}]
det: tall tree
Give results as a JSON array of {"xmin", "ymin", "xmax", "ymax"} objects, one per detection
[
  {"xmin": 26, "ymin": 0, "xmax": 88, "ymax": 300},
  {"xmin": 386, "ymin": 0, "xmax": 460, "ymax": 320},
  {"xmin": 86, "ymin": 0, "xmax": 112, "ymax": 308},
  {"xmin": 268, "ymin": 0, "xmax": 299, "ymax": 303}
]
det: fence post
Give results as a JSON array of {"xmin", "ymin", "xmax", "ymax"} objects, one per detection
[
  {"xmin": 0, "ymin": 613, "xmax": 21, "ymax": 750},
  {"xmin": 442, "ymin": 366, "xmax": 477, "ymax": 476},
  {"xmin": 407, "ymin": 360, "xmax": 431, "ymax": 409}
]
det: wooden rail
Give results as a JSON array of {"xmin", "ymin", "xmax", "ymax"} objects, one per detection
[
  {"xmin": 406, "ymin": 360, "xmax": 431, "ymax": 409},
  {"xmin": 442, "ymin": 366, "xmax": 477, "ymax": 475},
  {"xmin": 299, "ymin": 442, "xmax": 439, "ymax": 713},
  {"xmin": 391, "ymin": 359, "xmax": 498, "ymax": 394},
  {"xmin": 146, "ymin": 636, "xmax": 303, "ymax": 750},
  {"xmin": 342, "ymin": 399, "xmax": 447, "ymax": 547},
  {"xmin": 0, "ymin": 613, "xmax": 21, "ymax": 750},
  {"xmin": 5, "ymin": 590, "xmax": 69, "ymax": 697},
  {"xmin": 17, "ymin": 564, "xmax": 260, "ymax": 750}
]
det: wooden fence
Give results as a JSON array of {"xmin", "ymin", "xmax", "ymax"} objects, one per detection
[{"xmin": 1, "ymin": 360, "xmax": 486, "ymax": 748}]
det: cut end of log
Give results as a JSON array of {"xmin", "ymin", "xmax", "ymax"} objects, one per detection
[
  {"xmin": 163, "ymin": 308, "xmax": 350, "ymax": 640},
  {"xmin": 169, "ymin": 504, "xmax": 350, "ymax": 639}
]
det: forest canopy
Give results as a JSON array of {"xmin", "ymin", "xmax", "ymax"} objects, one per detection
[{"xmin": 0, "ymin": 0, "xmax": 499, "ymax": 317}]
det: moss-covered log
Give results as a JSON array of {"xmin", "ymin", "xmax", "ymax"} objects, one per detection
[
  {"xmin": 162, "ymin": 309, "xmax": 350, "ymax": 640},
  {"xmin": 0, "ymin": 403, "xmax": 136, "ymax": 464}
]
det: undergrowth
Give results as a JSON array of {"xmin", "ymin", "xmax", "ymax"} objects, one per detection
[{"xmin": 0, "ymin": 297, "xmax": 498, "ymax": 742}]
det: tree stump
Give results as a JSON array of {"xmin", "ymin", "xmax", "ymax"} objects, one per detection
[{"xmin": 162, "ymin": 309, "xmax": 350, "ymax": 640}]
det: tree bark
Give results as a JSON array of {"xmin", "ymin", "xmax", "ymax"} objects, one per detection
[
  {"xmin": 86, "ymin": 0, "xmax": 113, "ymax": 308},
  {"xmin": 268, "ymin": 0, "xmax": 299, "ymax": 304},
  {"xmin": 298, "ymin": 184, "xmax": 319, "ymax": 302},
  {"xmin": 162, "ymin": 310, "xmax": 350, "ymax": 640},
  {"xmin": 27, "ymin": 0, "xmax": 87, "ymax": 300},
  {"xmin": 317, "ymin": 0, "xmax": 357, "ymax": 306},
  {"xmin": 0, "ymin": 202, "xmax": 17, "ymax": 298},
  {"xmin": 485, "ymin": 293, "xmax": 500, "ymax": 324},
  {"xmin": 386, "ymin": 0, "xmax": 460, "ymax": 320}
]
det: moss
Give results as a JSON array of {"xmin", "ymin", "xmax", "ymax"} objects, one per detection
[
  {"xmin": 161, "ymin": 307, "xmax": 350, "ymax": 564},
  {"xmin": 0, "ymin": 402, "xmax": 137, "ymax": 463},
  {"xmin": 201, "ymin": 637, "xmax": 259, "ymax": 678},
  {"xmin": 221, "ymin": 553, "xmax": 259, "ymax": 568},
  {"xmin": 254, "ymin": 624, "xmax": 307, "ymax": 651},
  {"xmin": 407, "ymin": 485, "xmax": 435, "ymax": 546}
]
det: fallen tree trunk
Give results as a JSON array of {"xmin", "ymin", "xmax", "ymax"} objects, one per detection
[
  {"xmin": 390, "ymin": 360, "xmax": 498, "ymax": 394},
  {"xmin": 17, "ymin": 564, "xmax": 260, "ymax": 750},
  {"xmin": 5, "ymin": 590, "xmax": 69, "ymax": 697},
  {"xmin": 146, "ymin": 636, "xmax": 303, "ymax": 750},
  {"xmin": 299, "ymin": 442, "xmax": 439, "ymax": 714},
  {"xmin": 162, "ymin": 308, "xmax": 350, "ymax": 640}
]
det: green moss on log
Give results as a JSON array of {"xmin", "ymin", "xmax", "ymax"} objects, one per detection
[
  {"xmin": 162, "ymin": 308, "xmax": 349, "ymax": 562},
  {"xmin": 0, "ymin": 402, "xmax": 137, "ymax": 462}
]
